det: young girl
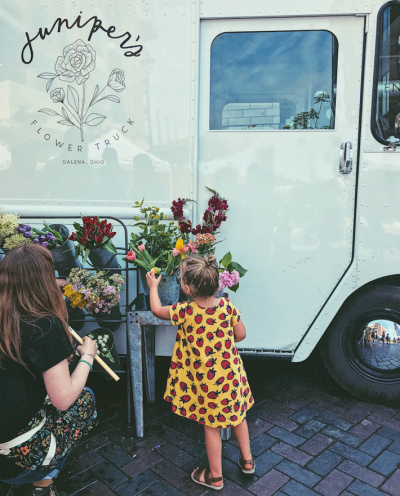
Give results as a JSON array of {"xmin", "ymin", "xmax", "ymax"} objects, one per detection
[{"xmin": 146, "ymin": 254, "xmax": 254, "ymax": 491}]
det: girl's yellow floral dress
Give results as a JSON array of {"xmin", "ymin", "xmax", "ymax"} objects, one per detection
[{"xmin": 164, "ymin": 298, "xmax": 254, "ymax": 428}]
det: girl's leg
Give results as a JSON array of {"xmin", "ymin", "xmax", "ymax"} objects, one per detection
[
  {"xmin": 233, "ymin": 419, "xmax": 253, "ymax": 470},
  {"xmin": 192, "ymin": 425, "xmax": 223, "ymax": 487}
]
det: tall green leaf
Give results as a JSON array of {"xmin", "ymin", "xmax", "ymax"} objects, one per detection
[{"xmin": 220, "ymin": 252, "xmax": 232, "ymax": 268}]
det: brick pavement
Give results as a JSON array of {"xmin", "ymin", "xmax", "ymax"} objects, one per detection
[
  {"xmin": 2, "ymin": 353, "xmax": 400, "ymax": 496},
  {"xmin": 358, "ymin": 342, "xmax": 400, "ymax": 371}
]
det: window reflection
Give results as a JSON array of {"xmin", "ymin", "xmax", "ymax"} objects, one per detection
[
  {"xmin": 210, "ymin": 31, "xmax": 338, "ymax": 131},
  {"xmin": 373, "ymin": 3, "xmax": 400, "ymax": 142}
]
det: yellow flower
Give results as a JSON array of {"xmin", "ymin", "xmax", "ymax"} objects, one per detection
[
  {"xmin": 175, "ymin": 239, "xmax": 184, "ymax": 251},
  {"xmin": 155, "ymin": 215, "xmax": 160, "ymax": 220},
  {"xmin": 165, "ymin": 215, "xmax": 168, "ymax": 219}
]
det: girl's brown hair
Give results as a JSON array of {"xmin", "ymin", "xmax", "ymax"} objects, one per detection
[
  {"xmin": 0, "ymin": 244, "xmax": 70, "ymax": 366},
  {"xmin": 181, "ymin": 254, "xmax": 219, "ymax": 298}
]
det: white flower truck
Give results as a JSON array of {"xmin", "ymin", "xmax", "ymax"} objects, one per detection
[{"xmin": 1, "ymin": 0, "xmax": 400, "ymax": 405}]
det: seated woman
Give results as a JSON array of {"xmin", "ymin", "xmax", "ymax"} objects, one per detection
[{"xmin": 0, "ymin": 245, "xmax": 98, "ymax": 495}]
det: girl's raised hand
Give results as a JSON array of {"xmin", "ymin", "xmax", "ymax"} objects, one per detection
[{"xmin": 146, "ymin": 269, "xmax": 161, "ymax": 288}]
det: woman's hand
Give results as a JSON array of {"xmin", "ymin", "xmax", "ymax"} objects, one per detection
[
  {"xmin": 146, "ymin": 270, "xmax": 161, "ymax": 289},
  {"xmin": 77, "ymin": 336, "xmax": 97, "ymax": 359},
  {"xmin": 56, "ymin": 279, "xmax": 66, "ymax": 288}
]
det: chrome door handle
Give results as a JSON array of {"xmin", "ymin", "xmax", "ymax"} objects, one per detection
[{"xmin": 339, "ymin": 142, "xmax": 353, "ymax": 174}]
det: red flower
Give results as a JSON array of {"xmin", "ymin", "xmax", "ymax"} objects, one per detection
[
  {"xmin": 80, "ymin": 237, "xmax": 88, "ymax": 245},
  {"xmin": 100, "ymin": 219, "xmax": 107, "ymax": 227},
  {"xmin": 95, "ymin": 234, "xmax": 104, "ymax": 244},
  {"xmin": 90, "ymin": 234, "xmax": 95, "ymax": 241},
  {"xmin": 108, "ymin": 232, "xmax": 116, "ymax": 238},
  {"xmin": 20, "ymin": 446, "xmax": 29, "ymax": 455},
  {"xmin": 69, "ymin": 233, "xmax": 77, "ymax": 241},
  {"xmin": 104, "ymin": 227, "xmax": 111, "ymax": 235}
]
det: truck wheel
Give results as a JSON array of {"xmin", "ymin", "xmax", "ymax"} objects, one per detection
[{"xmin": 320, "ymin": 284, "xmax": 400, "ymax": 405}]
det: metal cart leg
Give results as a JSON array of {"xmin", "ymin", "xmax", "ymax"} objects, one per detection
[
  {"xmin": 128, "ymin": 314, "xmax": 144, "ymax": 437},
  {"xmin": 143, "ymin": 325, "xmax": 156, "ymax": 402},
  {"xmin": 220, "ymin": 428, "xmax": 231, "ymax": 441}
]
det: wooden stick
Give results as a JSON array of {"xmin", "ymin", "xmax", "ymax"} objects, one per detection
[{"xmin": 68, "ymin": 326, "xmax": 120, "ymax": 382}]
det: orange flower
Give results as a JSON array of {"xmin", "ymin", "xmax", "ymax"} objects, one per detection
[{"xmin": 20, "ymin": 446, "xmax": 29, "ymax": 455}]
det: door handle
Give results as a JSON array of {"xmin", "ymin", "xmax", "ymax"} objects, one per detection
[{"xmin": 339, "ymin": 142, "xmax": 353, "ymax": 174}]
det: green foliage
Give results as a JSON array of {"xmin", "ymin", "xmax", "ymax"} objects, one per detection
[{"xmin": 130, "ymin": 200, "xmax": 179, "ymax": 270}]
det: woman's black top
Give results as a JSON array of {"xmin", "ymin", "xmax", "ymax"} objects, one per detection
[{"xmin": 0, "ymin": 317, "xmax": 74, "ymax": 479}]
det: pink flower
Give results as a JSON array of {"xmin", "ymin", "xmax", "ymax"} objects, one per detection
[
  {"xmin": 138, "ymin": 244, "xmax": 145, "ymax": 252},
  {"xmin": 172, "ymin": 248, "xmax": 180, "ymax": 256},
  {"xmin": 181, "ymin": 245, "xmax": 188, "ymax": 254},
  {"xmin": 192, "ymin": 248, "xmax": 197, "ymax": 252},
  {"xmin": 126, "ymin": 250, "xmax": 136, "ymax": 260}
]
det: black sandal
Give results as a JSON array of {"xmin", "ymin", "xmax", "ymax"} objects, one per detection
[
  {"xmin": 238, "ymin": 456, "xmax": 256, "ymax": 474},
  {"xmin": 191, "ymin": 467, "xmax": 224, "ymax": 491}
]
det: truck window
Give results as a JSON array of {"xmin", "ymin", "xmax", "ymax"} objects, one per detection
[
  {"xmin": 209, "ymin": 31, "xmax": 338, "ymax": 131},
  {"xmin": 372, "ymin": 2, "xmax": 400, "ymax": 143}
]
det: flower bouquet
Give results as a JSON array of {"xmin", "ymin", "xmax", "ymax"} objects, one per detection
[
  {"xmin": 127, "ymin": 201, "xmax": 179, "ymax": 271},
  {"xmin": 63, "ymin": 268, "xmax": 124, "ymax": 314},
  {"xmin": 171, "ymin": 187, "xmax": 228, "ymax": 255},
  {"xmin": 218, "ymin": 252, "xmax": 247, "ymax": 293},
  {"xmin": 17, "ymin": 222, "xmax": 68, "ymax": 249},
  {"xmin": 68, "ymin": 216, "xmax": 117, "ymax": 265}
]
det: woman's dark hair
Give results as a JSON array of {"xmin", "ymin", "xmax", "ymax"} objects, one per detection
[
  {"xmin": 181, "ymin": 254, "xmax": 219, "ymax": 298},
  {"xmin": 0, "ymin": 244, "xmax": 70, "ymax": 366}
]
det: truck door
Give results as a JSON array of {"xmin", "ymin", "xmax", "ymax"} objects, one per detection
[{"xmin": 198, "ymin": 16, "xmax": 365, "ymax": 352}]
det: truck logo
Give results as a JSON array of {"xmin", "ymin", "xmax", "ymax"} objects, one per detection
[{"xmin": 37, "ymin": 39, "xmax": 126, "ymax": 142}]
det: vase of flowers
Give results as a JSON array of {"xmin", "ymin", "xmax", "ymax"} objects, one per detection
[
  {"xmin": 68, "ymin": 216, "xmax": 119, "ymax": 271},
  {"xmin": 24, "ymin": 222, "xmax": 83, "ymax": 277},
  {"xmin": 124, "ymin": 236, "xmax": 196, "ymax": 306},
  {"xmin": 87, "ymin": 328, "xmax": 121, "ymax": 375},
  {"xmin": 63, "ymin": 268, "xmax": 125, "ymax": 331}
]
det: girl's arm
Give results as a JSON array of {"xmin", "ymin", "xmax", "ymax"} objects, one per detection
[
  {"xmin": 233, "ymin": 320, "xmax": 246, "ymax": 343},
  {"xmin": 43, "ymin": 336, "xmax": 97, "ymax": 410},
  {"xmin": 146, "ymin": 270, "xmax": 171, "ymax": 320}
]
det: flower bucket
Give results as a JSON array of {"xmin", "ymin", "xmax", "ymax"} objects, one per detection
[
  {"xmin": 93, "ymin": 305, "xmax": 121, "ymax": 332},
  {"xmin": 90, "ymin": 328, "xmax": 121, "ymax": 377},
  {"xmin": 47, "ymin": 224, "xmax": 82, "ymax": 277},
  {"xmin": 88, "ymin": 246, "xmax": 121, "ymax": 274},
  {"xmin": 66, "ymin": 300, "xmax": 85, "ymax": 332},
  {"xmin": 140, "ymin": 268, "xmax": 181, "ymax": 306}
]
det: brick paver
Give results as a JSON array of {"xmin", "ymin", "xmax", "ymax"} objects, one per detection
[{"xmin": 3, "ymin": 354, "xmax": 400, "ymax": 496}]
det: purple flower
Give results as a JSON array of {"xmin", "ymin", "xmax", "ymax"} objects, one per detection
[
  {"xmin": 33, "ymin": 238, "xmax": 39, "ymax": 244},
  {"xmin": 218, "ymin": 270, "xmax": 240, "ymax": 290},
  {"xmin": 23, "ymin": 231, "xmax": 32, "ymax": 238},
  {"xmin": 39, "ymin": 235, "xmax": 46, "ymax": 242},
  {"xmin": 20, "ymin": 224, "xmax": 31, "ymax": 230},
  {"xmin": 17, "ymin": 227, "xmax": 26, "ymax": 234},
  {"xmin": 41, "ymin": 241, "xmax": 49, "ymax": 247}
]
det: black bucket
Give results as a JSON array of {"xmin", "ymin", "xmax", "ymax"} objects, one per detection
[
  {"xmin": 47, "ymin": 224, "xmax": 82, "ymax": 277},
  {"xmin": 88, "ymin": 246, "xmax": 121, "ymax": 274},
  {"xmin": 66, "ymin": 300, "xmax": 86, "ymax": 332},
  {"xmin": 93, "ymin": 305, "xmax": 121, "ymax": 332}
]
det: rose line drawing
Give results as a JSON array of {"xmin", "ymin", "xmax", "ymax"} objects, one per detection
[{"xmin": 37, "ymin": 39, "xmax": 126, "ymax": 142}]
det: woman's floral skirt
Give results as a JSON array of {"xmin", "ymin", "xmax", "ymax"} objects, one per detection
[{"xmin": 6, "ymin": 388, "xmax": 97, "ymax": 471}]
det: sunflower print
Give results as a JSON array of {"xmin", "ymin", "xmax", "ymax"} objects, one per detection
[{"xmin": 164, "ymin": 298, "xmax": 254, "ymax": 428}]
